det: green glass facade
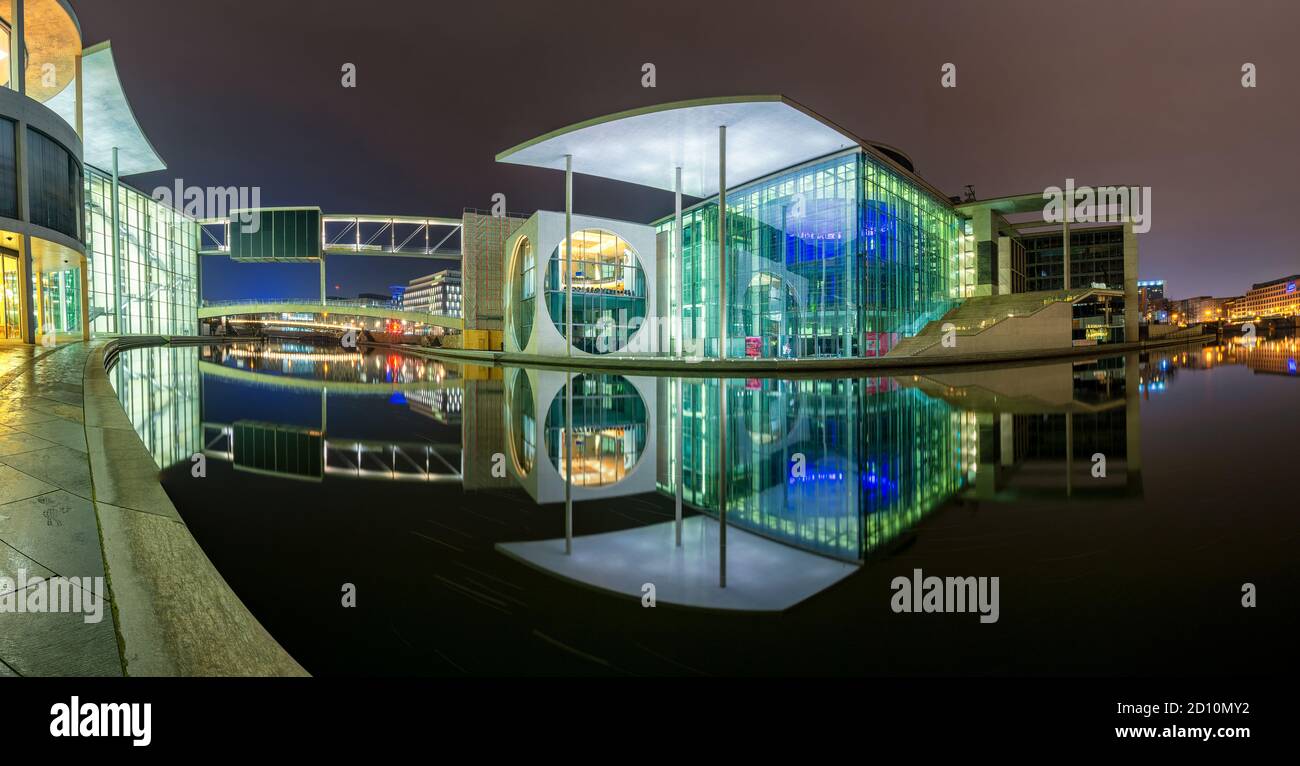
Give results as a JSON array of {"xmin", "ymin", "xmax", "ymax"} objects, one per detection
[
  {"xmin": 657, "ymin": 376, "xmax": 975, "ymax": 561},
  {"xmin": 85, "ymin": 166, "xmax": 200, "ymax": 335},
  {"xmin": 108, "ymin": 343, "xmax": 203, "ymax": 470},
  {"xmin": 228, "ymin": 208, "xmax": 322, "ymax": 262},
  {"xmin": 656, "ymin": 148, "xmax": 963, "ymax": 359}
]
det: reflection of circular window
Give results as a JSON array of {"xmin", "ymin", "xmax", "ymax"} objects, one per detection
[
  {"xmin": 508, "ymin": 236, "xmax": 536, "ymax": 350},
  {"xmin": 544, "ymin": 230, "xmax": 646, "ymax": 354},
  {"xmin": 544, "ymin": 374, "xmax": 647, "ymax": 487},
  {"xmin": 506, "ymin": 369, "xmax": 536, "ymax": 476}
]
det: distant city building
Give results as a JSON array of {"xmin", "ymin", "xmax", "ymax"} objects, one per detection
[
  {"xmin": 1175, "ymin": 296, "xmax": 1227, "ymax": 324},
  {"xmin": 1137, "ymin": 279, "xmax": 1168, "ymax": 322},
  {"xmin": 1229, "ymin": 274, "xmax": 1300, "ymax": 320},
  {"xmin": 405, "ymin": 270, "xmax": 462, "ymax": 317},
  {"xmin": 389, "ymin": 285, "xmax": 407, "ymax": 310},
  {"xmin": 356, "ymin": 292, "xmax": 391, "ymax": 304}
]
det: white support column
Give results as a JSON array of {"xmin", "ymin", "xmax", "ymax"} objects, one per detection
[
  {"xmin": 11, "ymin": 0, "xmax": 23, "ymax": 96},
  {"xmin": 674, "ymin": 166, "xmax": 682, "ymax": 358},
  {"xmin": 565, "ymin": 155, "xmax": 573, "ymax": 357},
  {"xmin": 717, "ymin": 126, "xmax": 727, "ymax": 360},
  {"xmin": 111, "ymin": 147, "xmax": 123, "ymax": 333}
]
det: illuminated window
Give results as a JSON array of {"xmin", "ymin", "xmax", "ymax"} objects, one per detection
[{"xmin": 545, "ymin": 230, "xmax": 646, "ymax": 354}]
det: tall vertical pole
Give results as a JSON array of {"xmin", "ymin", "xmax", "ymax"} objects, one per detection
[
  {"xmin": 319, "ymin": 255, "xmax": 326, "ymax": 306},
  {"xmin": 565, "ymin": 371, "xmax": 573, "ymax": 555},
  {"xmin": 674, "ymin": 166, "xmax": 683, "ymax": 358},
  {"xmin": 1062, "ymin": 217, "xmax": 1072, "ymax": 291},
  {"xmin": 111, "ymin": 147, "xmax": 122, "ymax": 333},
  {"xmin": 675, "ymin": 376, "xmax": 683, "ymax": 546},
  {"xmin": 718, "ymin": 126, "xmax": 727, "ymax": 359},
  {"xmin": 565, "ymin": 155, "xmax": 573, "ymax": 357}
]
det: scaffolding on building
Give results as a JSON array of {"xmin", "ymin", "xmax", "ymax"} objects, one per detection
[{"xmin": 461, "ymin": 209, "xmax": 524, "ymax": 332}]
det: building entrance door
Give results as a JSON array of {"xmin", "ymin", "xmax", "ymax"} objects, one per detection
[{"xmin": 1, "ymin": 250, "xmax": 20, "ymax": 339}]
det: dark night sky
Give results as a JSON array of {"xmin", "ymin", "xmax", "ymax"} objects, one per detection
[{"xmin": 70, "ymin": 0, "xmax": 1299, "ymax": 300}]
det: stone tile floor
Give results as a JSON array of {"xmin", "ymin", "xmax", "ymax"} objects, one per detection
[{"xmin": 0, "ymin": 342, "xmax": 123, "ymax": 676}]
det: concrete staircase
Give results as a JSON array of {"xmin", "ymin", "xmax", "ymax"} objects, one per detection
[{"xmin": 888, "ymin": 290, "xmax": 1081, "ymax": 358}]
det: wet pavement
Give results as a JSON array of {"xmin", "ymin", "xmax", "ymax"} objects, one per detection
[{"xmin": 0, "ymin": 342, "xmax": 121, "ymax": 677}]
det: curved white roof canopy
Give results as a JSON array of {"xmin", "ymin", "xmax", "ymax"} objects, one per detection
[
  {"xmin": 79, "ymin": 41, "xmax": 166, "ymax": 176},
  {"xmin": 496, "ymin": 95, "xmax": 863, "ymax": 197}
]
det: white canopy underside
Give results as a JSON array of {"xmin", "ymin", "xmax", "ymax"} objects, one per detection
[{"xmin": 496, "ymin": 96, "xmax": 862, "ymax": 197}]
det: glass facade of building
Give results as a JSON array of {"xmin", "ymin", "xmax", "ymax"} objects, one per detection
[
  {"xmin": 1023, "ymin": 227, "xmax": 1126, "ymax": 292},
  {"xmin": 656, "ymin": 148, "xmax": 963, "ymax": 359},
  {"xmin": 85, "ymin": 166, "xmax": 199, "ymax": 335},
  {"xmin": 657, "ymin": 376, "xmax": 975, "ymax": 562}
]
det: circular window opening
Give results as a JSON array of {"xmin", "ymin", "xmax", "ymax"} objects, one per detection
[
  {"xmin": 544, "ymin": 374, "xmax": 647, "ymax": 487},
  {"xmin": 544, "ymin": 230, "xmax": 646, "ymax": 354},
  {"xmin": 508, "ymin": 236, "xmax": 536, "ymax": 350}
]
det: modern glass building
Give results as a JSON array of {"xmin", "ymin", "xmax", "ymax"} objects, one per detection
[
  {"xmin": 497, "ymin": 96, "xmax": 972, "ymax": 362},
  {"xmin": 85, "ymin": 166, "xmax": 199, "ymax": 334},
  {"xmin": 495, "ymin": 96, "xmax": 1143, "ymax": 362},
  {"xmin": 655, "ymin": 149, "xmax": 962, "ymax": 359},
  {"xmin": 0, "ymin": 2, "xmax": 198, "ymax": 343}
]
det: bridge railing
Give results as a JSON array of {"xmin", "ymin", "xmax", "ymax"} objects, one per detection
[{"xmin": 201, "ymin": 298, "xmax": 398, "ymax": 310}]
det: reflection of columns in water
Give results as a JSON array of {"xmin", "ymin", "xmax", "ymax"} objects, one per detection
[
  {"xmin": 1124, "ymin": 351, "xmax": 1144, "ymax": 493},
  {"xmin": 975, "ymin": 412, "xmax": 1000, "ymax": 500},
  {"xmin": 675, "ymin": 376, "xmax": 683, "ymax": 547},
  {"xmin": 1065, "ymin": 412, "xmax": 1073, "ymax": 498},
  {"xmin": 565, "ymin": 370, "xmax": 573, "ymax": 555},
  {"xmin": 719, "ymin": 377, "xmax": 727, "ymax": 588}
]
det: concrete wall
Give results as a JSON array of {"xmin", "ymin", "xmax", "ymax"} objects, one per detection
[{"xmin": 503, "ymin": 211, "xmax": 657, "ymax": 358}]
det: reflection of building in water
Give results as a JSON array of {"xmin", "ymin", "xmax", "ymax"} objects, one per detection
[
  {"xmin": 905, "ymin": 354, "xmax": 1142, "ymax": 500},
  {"xmin": 109, "ymin": 344, "xmax": 203, "ymax": 469},
  {"xmin": 200, "ymin": 343, "xmax": 451, "ymax": 385},
  {"xmin": 656, "ymin": 378, "xmax": 976, "ymax": 562},
  {"xmin": 460, "ymin": 367, "xmax": 506, "ymax": 491},
  {"xmin": 404, "ymin": 388, "xmax": 463, "ymax": 425},
  {"xmin": 504, "ymin": 369, "xmax": 657, "ymax": 503},
  {"xmin": 1144, "ymin": 336, "xmax": 1297, "ymax": 378}
]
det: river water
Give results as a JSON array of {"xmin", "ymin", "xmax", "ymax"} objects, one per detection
[{"xmin": 108, "ymin": 334, "xmax": 1298, "ymax": 676}]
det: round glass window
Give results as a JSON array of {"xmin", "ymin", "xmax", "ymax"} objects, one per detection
[{"xmin": 544, "ymin": 230, "xmax": 646, "ymax": 354}]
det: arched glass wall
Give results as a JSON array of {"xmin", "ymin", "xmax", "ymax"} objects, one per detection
[
  {"xmin": 508, "ymin": 236, "xmax": 535, "ymax": 349},
  {"xmin": 544, "ymin": 374, "xmax": 647, "ymax": 487},
  {"xmin": 544, "ymin": 229, "xmax": 646, "ymax": 354}
]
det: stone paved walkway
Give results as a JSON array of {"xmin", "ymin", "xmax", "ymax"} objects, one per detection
[{"xmin": 0, "ymin": 342, "xmax": 122, "ymax": 677}]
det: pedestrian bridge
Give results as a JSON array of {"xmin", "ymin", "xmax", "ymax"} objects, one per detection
[{"xmin": 198, "ymin": 299, "xmax": 463, "ymax": 330}]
